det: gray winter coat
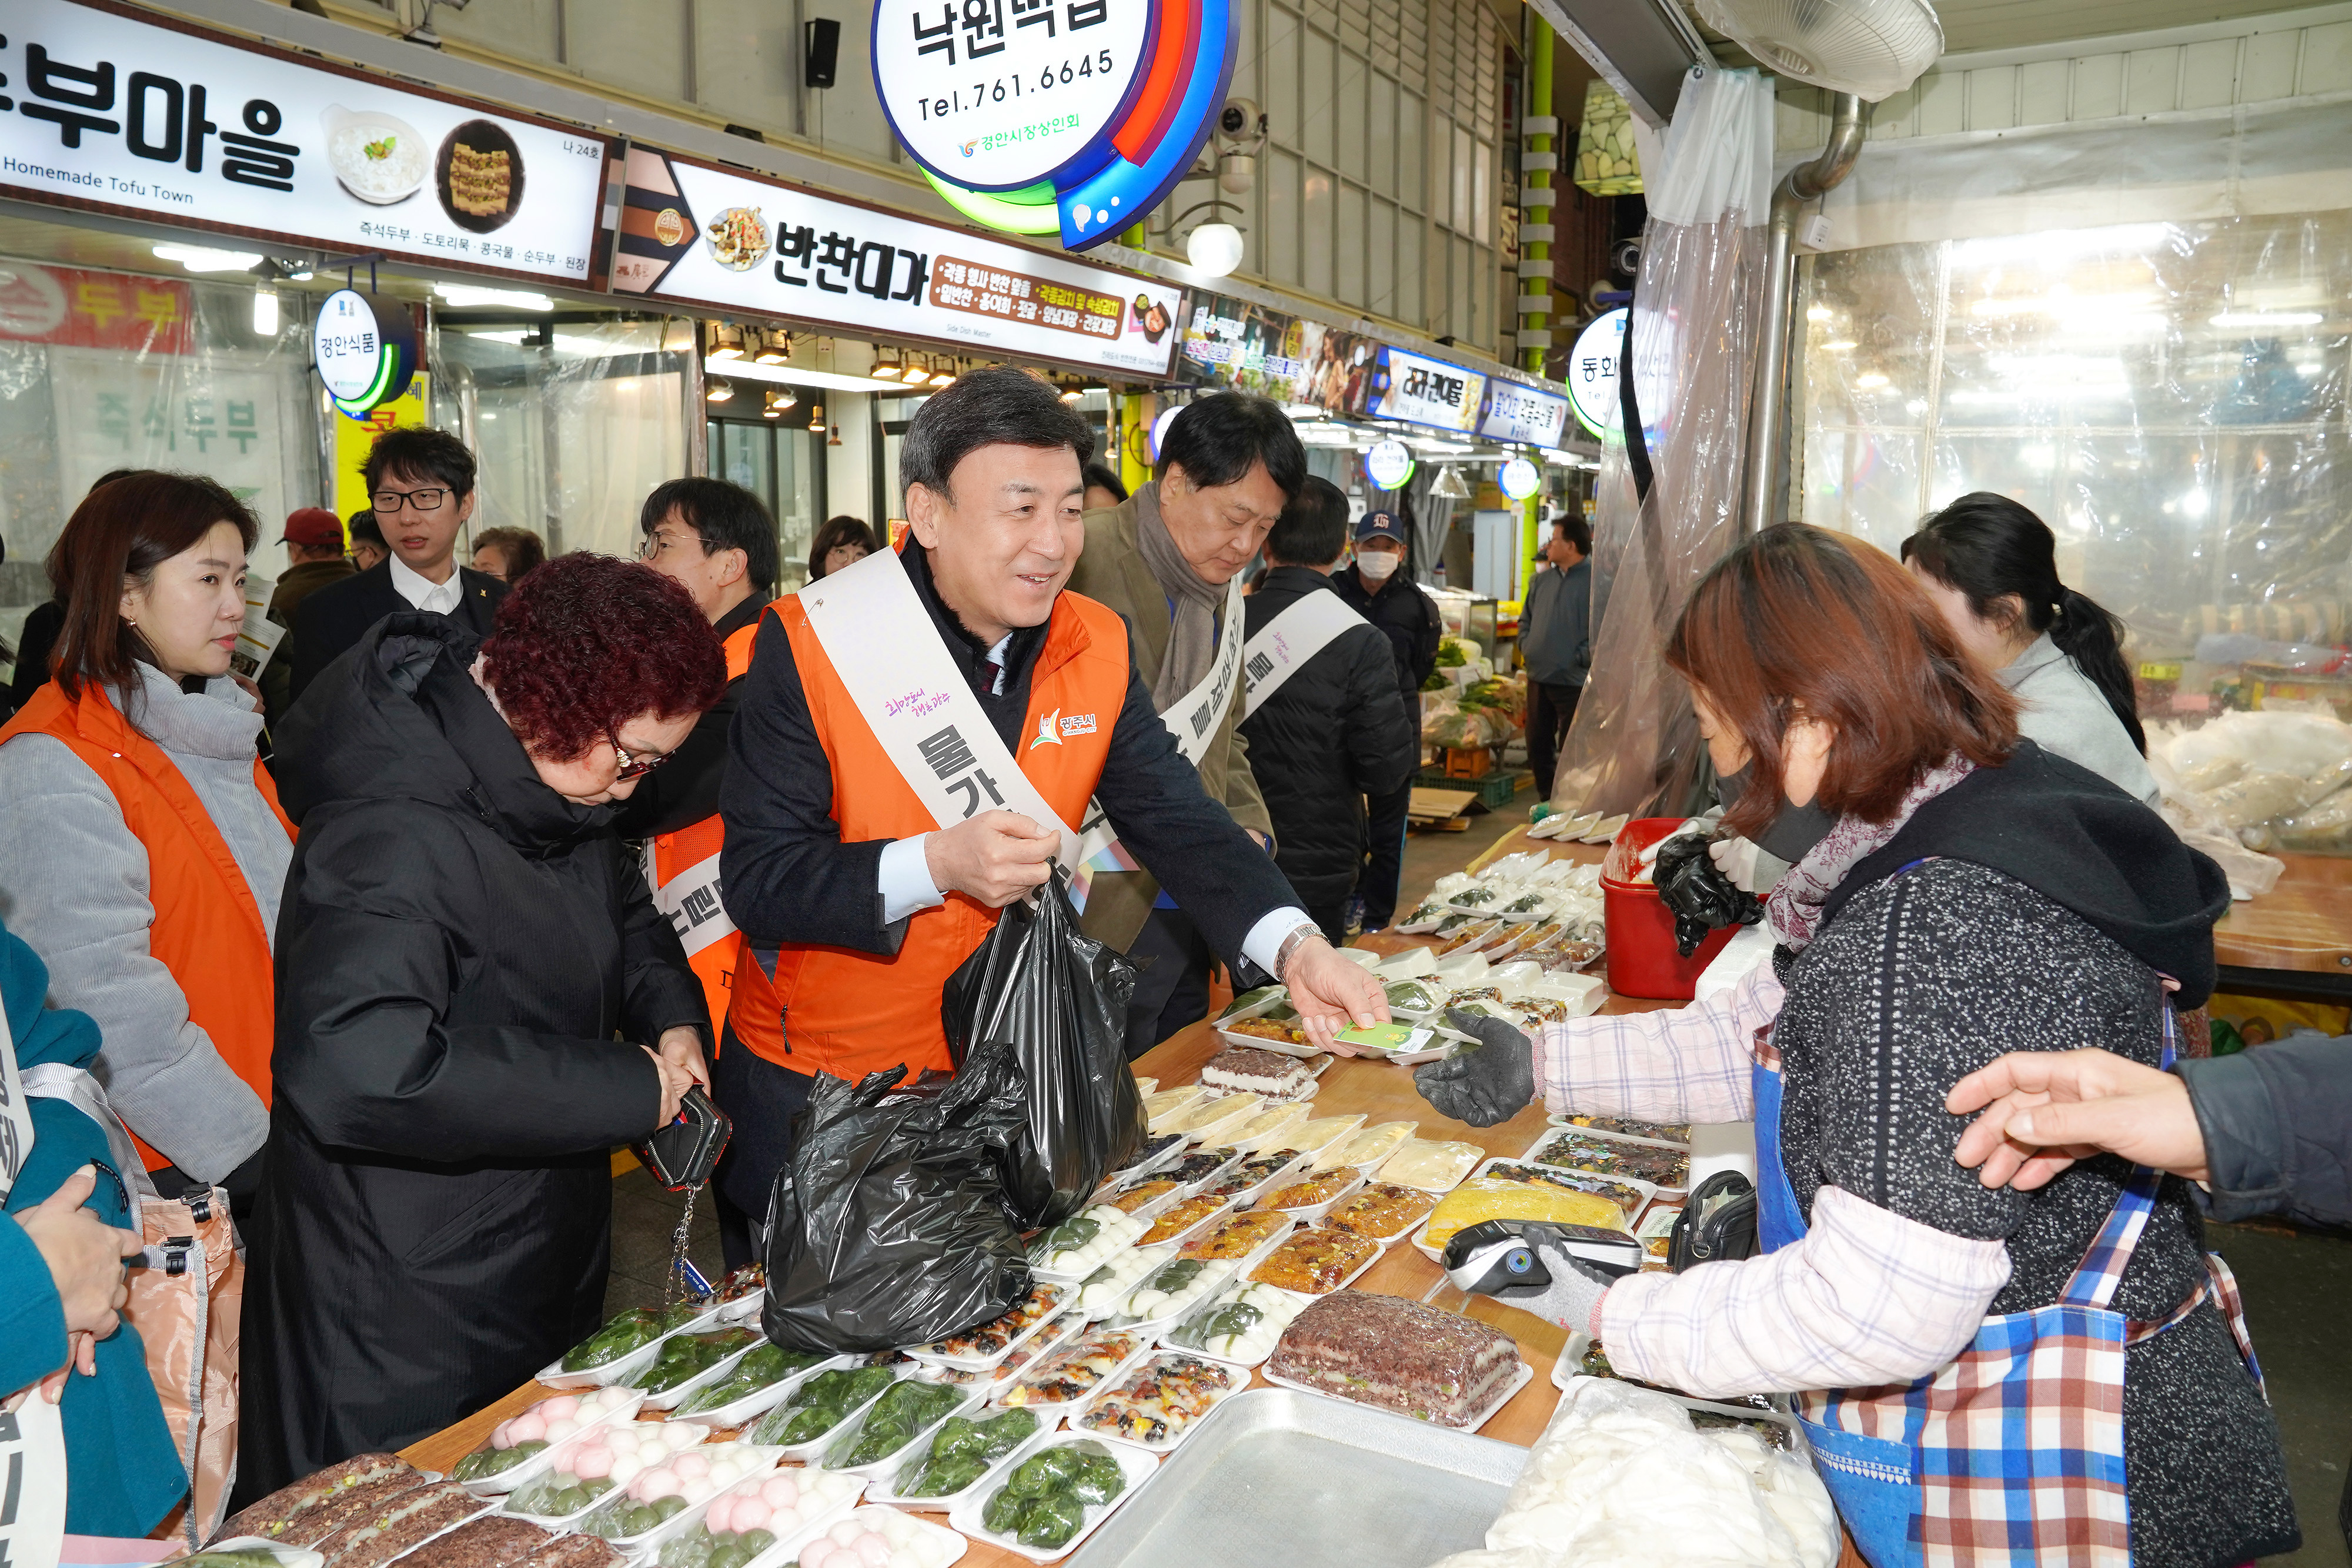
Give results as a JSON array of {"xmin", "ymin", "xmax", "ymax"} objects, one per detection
[
  {"xmin": 0, "ymin": 663, "xmax": 290, "ymax": 1180},
  {"xmin": 1519, "ymin": 557, "xmax": 1591, "ymax": 688}
]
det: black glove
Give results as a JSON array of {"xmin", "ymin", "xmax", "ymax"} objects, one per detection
[
  {"xmin": 1653, "ymin": 833, "xmax": 1764, "ymax": 957},
  {"xmin": 1414, "ymin": 1008, "xmax": 1536, "ymax": 1127}
]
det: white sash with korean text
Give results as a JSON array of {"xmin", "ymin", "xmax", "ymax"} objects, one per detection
[
  {"xmin": 1241, "ymin": 587, "xmax": 1368, "ymax": 717},
  {"xmin": 643, "ymin": 847, "xmax": 738, "ymax": 959},
  {"xmin": 1070, "ymin": 573, "xmax": 1248, "ymax": 875},
  {"xmin": 797, "ymin": 547, "xmax": 1080, "ymax": 865}
]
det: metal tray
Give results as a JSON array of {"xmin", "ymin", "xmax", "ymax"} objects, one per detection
[{"xmin": 1061, "ymin": 1387, "xmax": 1526, "ymax": 1568}]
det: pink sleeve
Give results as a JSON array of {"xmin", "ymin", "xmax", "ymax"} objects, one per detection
[
  {"xmin": 1595, "ymin": 1183, "xmax": 2012, "ymax": 1398},
  {"xmin": 1532, "ymin": 965, "xmax": 1783, "ymax": 1125}
]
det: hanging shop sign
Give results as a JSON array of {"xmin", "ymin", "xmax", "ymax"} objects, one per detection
[
  {"xmin": 609, "ymin": 146, "xmax": 1184, "ymax": 379},
  {"xmin": 0, "ymin": 0, "xmax": 617, "ymax": 289},
  {"xmin": 0, "ymin": 262, "xmax": 195, "ymax": 353},
  {"xmin": 1479, "ymin": 379, "xmax": 1571, "ymax": 447},
  {"xmin": 1365, "ymin": 345, "xmax": 1486, "ymax": 433},
  {"xmin": 1566, "ymin": 307, "xmax": 1627, "ymax": 439},
  {"xmin": 1364, "ymin": 438, "xmax": 1414, "ymax": 492},
  {"xmin": 1498, "ymin": 456, "xmax": 1541, "ymax": 500},
  {"xmin": 313, "ymin": 288, "xmax": 419, "ymax": 414},
  {"xmin": 888, "ymin": 0, "xmax": 1238, "ymax": 250},
  {"xmin": 1177, "ymin": 293, "xmax": 1377, "ymax": 413}
]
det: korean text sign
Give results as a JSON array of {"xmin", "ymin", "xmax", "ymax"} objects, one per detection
[
  {"xmin": 0, "ymin": 0, "xmax": 613, "ymax": 286},
  {"xmin": 610, "ymin": 146, "xmax": 1183, "ymax": 378},
  {"xmin": 1367, "ymin": 345, "xmax": 1485, "ymax": 433}
]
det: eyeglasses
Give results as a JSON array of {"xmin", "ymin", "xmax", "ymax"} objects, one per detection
[
  {"xmin": 372, "ymin": 487, "xmax": 450, "ymax": 513},
  {"xmin": 637, "ymin": 531, "xmax": 707, "ymax": 561},
  {"xmin": 610, "ymin": 734, "xmax": 674, "ymax": 781}
]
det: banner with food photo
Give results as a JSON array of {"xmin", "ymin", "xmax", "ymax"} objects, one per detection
[
  {"xmin": 609, "ymin": 145, "xmax": 1185, "ymax": 380},
  {"xmin": 0, "ymin": 0, "xmax": 617, "ymax": 287}
]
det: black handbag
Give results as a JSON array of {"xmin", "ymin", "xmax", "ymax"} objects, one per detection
[{"xmin": 1668, "ymin": 1171, "xmax": 1759, "ymax": 1271}]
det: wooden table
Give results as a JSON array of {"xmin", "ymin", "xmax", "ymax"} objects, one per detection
[
  {"xmin": 402, "ymin": 821, "xmax": 1869, "ymax": 1566},
  {"xmin": 2213, "ymin": 850, "xmax": 2352, "ymax": 1002}
]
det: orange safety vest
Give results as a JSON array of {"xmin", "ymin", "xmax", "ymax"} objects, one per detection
[
  {"xmin": 646, "ymin": 618, "xmax": 761, "ymax": 1037},
  {"xmin": 0, "ymin": 679, "xmax": 295, "ymax": 1171},
  {"xmin": 725, "ymin": 586, "xmax": 1128, "ymax": 1083}
]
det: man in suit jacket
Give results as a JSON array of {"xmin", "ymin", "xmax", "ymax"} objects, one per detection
[
  {"xmin": 1067, "ymin": 392, "xmax": 1303, "ymax": 1054},
  {"xmin": 285, "ymin": 428, "xmax": 506, "ymax": 710}
]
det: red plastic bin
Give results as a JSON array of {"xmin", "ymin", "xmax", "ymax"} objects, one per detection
[{"xmin": 1601, "ymin": 817, "xmax": 1736, "ymax": 1001}]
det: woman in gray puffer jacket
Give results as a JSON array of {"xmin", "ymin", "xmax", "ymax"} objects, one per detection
[{"xmin": 0, "ymin": 473, "xmax": 293, "ymax": 1218}]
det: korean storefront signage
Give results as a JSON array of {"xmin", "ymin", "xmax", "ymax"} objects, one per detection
[
  {"xmin": 1567, "ymin": 307, "xmax": 1626, "ymax": 439},
  {"xmin": 609, "ymin": 146, "xmax": 1184, "ymax": 378},
  {"xmin": 0, "ymin": 0, "xmax": 616, "ymax": 287},
  {"xmin": 881, "ymin": 0, "xmax": 1237, "ymax": 250},
  {"xmin": 1365, "ymin": 345, "xmax": 1485, "ymax": 434},
  {"xmin": 871, "ymin": 0, "xmax": 1149, "ymax": 192},
  {"xmin": 314, "ymin": 288, "xmax": 417, "ymax": 414},
  {"xmin": 1364, "ymin": 439, "xmax": 1414, "ymax": 492},
  {"xmin": 1498, "ymin": 456, "xmax": 1541, "ymax": 500},
  {"xmin": 1178, "ymin": 294, "xmax": 1377, "ymax": 413},
  {"xmin": 0, "ymin": 260, "xmax": 192, "ymax": 352},
  {"xmin": 1479, "ymin": 379, "xmax": 1571, "ymax": 448}
]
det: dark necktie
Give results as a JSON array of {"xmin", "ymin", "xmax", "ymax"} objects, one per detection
[{"xmin": 979, "ymin": 659, "xmax": 1001, "ymax": 697}]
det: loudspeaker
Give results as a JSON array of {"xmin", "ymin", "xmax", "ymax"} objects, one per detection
[{"xmin": 804, "ymin": 19, "xmax": 840, "ymax": 88}]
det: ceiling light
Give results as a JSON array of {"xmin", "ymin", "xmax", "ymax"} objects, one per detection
[
  {"xmin": 2210, "ymin": 310, "xmax": 2322, "ymax": 327},
  {"xmin": 433, "ymin": 282, "xmax": 556, "ymax": 310},
  {"xmin": 1856, "ymin": 372, "xmax": 1890, "ymax": 389},
  {"xmin": 769, "ymin": 387, "xmax": 798, "ymax": 410},
  {"xmin": 754, "ymin": 330, "xmax": 791, "ymax": 365},
  {"xmin": 252, "ymin": 287, "xmax": 279, "ymax": 336},
  {"xmin": 709, "ymin": 322, "xmax": 746, "ymax": 359},
  {"xmin": 706, "ymin": 377, "xmax": 736, "ymax": 403},
  {"xmin": 1430, "ymin": 466, "xmax": 1472, "ymax": 499},
  {"xmin": 1824, "ymin": 340, "xmax": 1857, "ymax": 352},
  {"xmin": 928, "ymin": 362, "xmax": 957, "ymax": 387},
  {"xmin": 1805, "ymin": 304, "xmax": 1833, "ymax": 322},
  {"xmin": 1186, "ymin": 222, "xmax": 1245, "ymax": 278},
  {"xmin": 1060, "ymin": 386, "xmax": 1084, "ymax": 402},
  {"xmin": 873, "ymin": 347, "xmax": 904, "ymax": 380},
  {"xmin": 153, "ymin": 243, "xmax": 263, "ymax": 273}
]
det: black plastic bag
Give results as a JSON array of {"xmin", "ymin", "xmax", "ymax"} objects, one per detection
[
  {"xmin": 761, "ymin": 1042, "xmax": 1033, "ymax": 1353},
  {"xmin": 943, "ymin": 865, "xmax": 1145, "ymax": 1228},
  {"xmin": 1653, "ymin": 833, "xmax": 1763, "ymax": 957}
]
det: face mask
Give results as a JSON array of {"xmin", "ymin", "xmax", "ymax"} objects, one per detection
[{"xmin": 1357, "ymin": 550, "xmax": 1399, "ymax": 581}]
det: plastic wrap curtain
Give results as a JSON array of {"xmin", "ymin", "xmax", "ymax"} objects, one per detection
[
  {"xmin": 1797, "ymin": 213, "xmax": 2352, "ymax": 659},
  {"xmin": 0, "ymin": 260, "xmax": 319, "ymax": 667},
  {"xmin": 1550, "ymin": 68, "xmax": 1773, "ymax": 817},
  {"xmin": 429, "ymin": 317, "xmax": 691, "ymax": 561}
]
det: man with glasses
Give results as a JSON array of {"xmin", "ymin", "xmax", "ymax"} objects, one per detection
[{"xmin": 284, "ymin": 428, "xmax": 506, "ymax": 709}]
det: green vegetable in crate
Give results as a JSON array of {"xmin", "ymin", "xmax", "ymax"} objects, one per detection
[
  {"xmin": 1421, "ymin": 670, "xmax": 1447, "ymax": 691},
  {"xmin": 676, "ymin": 1343, "xmax": 828, "ymax": 1416},
  {"xmin": 1435, "ymin": 638, "xmax": 1469, "ymax": 668},
  {"xmin": 632, "ymin": 1328, "xmax": 756, "ymax": 1394},
  {"xmin": 828, "ymin": 1379, "xmax": 964, "ymax": 1467},
  {"xmin": 452, "ymin": 1437, "xmax": 546, "ymax": 1480}
]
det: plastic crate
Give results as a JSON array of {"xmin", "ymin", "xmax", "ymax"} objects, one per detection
[{"xmin": 1414, "ymin": 768, "xmax": 1521, "ymax": 811}]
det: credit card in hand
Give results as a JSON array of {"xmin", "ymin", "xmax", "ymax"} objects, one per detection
[{"xmin": 1335, "ymin": 1022, "xmax": 1435, "ymax": 1054}]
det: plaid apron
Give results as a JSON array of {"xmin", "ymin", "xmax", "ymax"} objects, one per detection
[{"xmin": 1753, "ymin": 1001, "xmax": 2265, "ymax": 1567}]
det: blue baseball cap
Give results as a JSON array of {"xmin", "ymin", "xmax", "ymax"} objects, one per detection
[{"xmin": 1355, "ymin": 510, "xmax": 1406, "ymax": 544}]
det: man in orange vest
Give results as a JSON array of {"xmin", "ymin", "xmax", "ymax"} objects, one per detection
[
  {"xmin": 613, "ymin": 479, "xmax": 778, "ymax": 1044},
  {"xmin": 716, "ymin": 367, "xmax": 1387, "ymax": 1259}
]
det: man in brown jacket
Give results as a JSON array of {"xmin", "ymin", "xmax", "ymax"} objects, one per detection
[{"xmin": 1069, "ymin": 392, "xmax": 1306, "ymax": 1053}]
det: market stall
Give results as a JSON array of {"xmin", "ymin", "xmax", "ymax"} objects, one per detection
[{"xmin": 332, "ymin": 828, "xmax": 1857, "ymax": 1568}]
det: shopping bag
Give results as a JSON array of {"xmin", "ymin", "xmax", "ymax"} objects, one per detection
[
  {"xmin": 942, "ymin": 865, "xmax": 1145, "ymax": 1228},
  {"xmin": 760, "ymin": 1043, "xmax": 1032, "ymax": 1353},
  {"xmin": 121, "ymin": 1185, "xmax": 243, "ymax": 1549}
]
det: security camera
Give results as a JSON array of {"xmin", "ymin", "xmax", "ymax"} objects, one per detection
[
  {"xmin": 1609, "ymin": 238, "xmax": 1642, "ymax": 280},
  {"xmin": 1216, "ymin": 99, "xmax": 1266, "ymax": 145}
]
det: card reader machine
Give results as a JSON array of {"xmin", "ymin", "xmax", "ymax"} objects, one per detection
[{"xmin": 1441, "ymin": 1219, "xmax": 1645, "ymax": 1299}]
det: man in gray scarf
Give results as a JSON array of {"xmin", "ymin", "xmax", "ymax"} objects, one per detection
[{"xmin": 1069, "ymin": 393, "xmax": 1307, "ymax": 1054}]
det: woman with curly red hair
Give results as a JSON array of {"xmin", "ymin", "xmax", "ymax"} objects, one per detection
[{"xmin": 236, "ymin": 554, "xmax": 726, "ymax": 1498}]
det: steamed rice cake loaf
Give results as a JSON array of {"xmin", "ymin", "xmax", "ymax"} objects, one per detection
[
  {"xmin": 1267, "ymin": 1292, "xmax": 1521, "ymax": 1427},
  {"xmin": 1198, "ymin": 1047, "xmax": 1315, "ymax": 1101}
]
